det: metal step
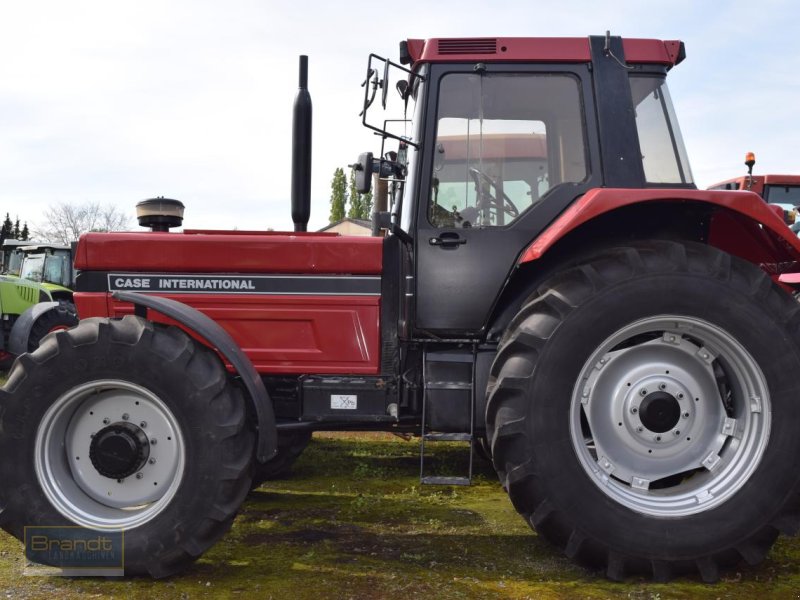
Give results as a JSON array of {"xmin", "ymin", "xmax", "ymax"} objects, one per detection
[
  {"xmin": 423, "ymin": 432, "xmax": 472, "ymax": 442},
  {"xmin": 426, "ymin": 381, "xmax": 472, "ymax": 390},
  {"xmin": 421, "ymin": 476, "xmax": 471, "ymax": 486}
]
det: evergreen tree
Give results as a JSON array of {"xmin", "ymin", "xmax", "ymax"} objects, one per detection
[
  {"xmin": 1, "ymin": 213, "xmax": 12, "ymax": 243},
  {"xmin": 12, "ymin": 218, "xmax": 20, "ymax": 239},
  {"xmin": 347, "ymin": 175, "xmax": 362, "ymax": 220},
  {"xmin": 329, "ymin": 167, "xmax": 347, "ymax": 223},
  {"xmin": 347, "ymin": 169, "xmax": 374, "ymax": 220},
  {"xmin": 20, "ymin": 223, "xmax": 29, "ymax": 241},
  {"xmin": 362, "ymin": 190, "xmax": 373, "ymax": 219}
]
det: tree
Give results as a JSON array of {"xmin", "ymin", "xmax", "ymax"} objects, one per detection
[
  {"xmin": 20, "ymin": 223, "xmax": 29, "ymax": 241},
  {"xmin": 12, "ymin": 218, "xmax": 20, "ymax": 240},
  {"xmin": 34, "ymin": 202, "xmax": 132, "ymax": 244},
  {"xmin": 329, "ymin": 168, "xmax": 347, "ymax": 223},
  {"xmin": 345, "ymin": 169, "xmax": 374, "ymax": 221},
  {"xmin": 1, "ymin": 213, "xmax": 12, "ymax": 243}
]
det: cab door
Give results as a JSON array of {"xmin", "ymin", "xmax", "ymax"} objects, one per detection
[{"xmin": 414, "ymin": 63, "xmax": 600, "ymax": 334}]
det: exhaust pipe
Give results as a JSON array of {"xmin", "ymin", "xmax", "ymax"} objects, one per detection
[{"xmin": 291, "ymin": 55, "xmax": 312, "ymax": 232}]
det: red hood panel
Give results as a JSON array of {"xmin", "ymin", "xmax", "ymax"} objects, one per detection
[{"xmin": 76, "ymin": 231, "xmax": 383, "ymax": 275}]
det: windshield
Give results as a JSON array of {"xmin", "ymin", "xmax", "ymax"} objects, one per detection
[
  {"xmin": 630, "ymin": 76, "xmax": 693, "ymax": 185},
  {"xmin": 397, "ymin": 70, "xmax": 425, "ymax": 232},
  {"xmin": 20, "ymin": 255, "xmax": 44, "ymax": 282},
  {"xmin": 764, "ymin": 185, "xmax": 800, "ymax": 208}
]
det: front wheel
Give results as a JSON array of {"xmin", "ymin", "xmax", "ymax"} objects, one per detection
[
  {"xmin": 0, "ymin": 316, "xmax": 254, "ymax": 577},
  {"xmin": 486, "ymin": 241, "xmax": 800, "ymax": 581}
]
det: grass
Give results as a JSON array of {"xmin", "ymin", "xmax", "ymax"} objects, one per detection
[{"xmin": 0, "ymin": 432, "xmax": 798, "ymax": 599}]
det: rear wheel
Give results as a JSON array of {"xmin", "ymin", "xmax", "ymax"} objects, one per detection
[
  {"xmin": 486, "ymin": 241, "xmax": 800, "ymax": 581},
  {"xmin": 0, "ymin": 316, "xmax": 254, "ymax": 577}
]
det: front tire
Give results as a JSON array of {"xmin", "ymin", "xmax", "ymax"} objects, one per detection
[
  {"xmin": 0, "ymin": 316, "xmax": 254, "ymax": 577},
  {"xmin": 486, "ymin": 241, "xmax": 800, "ymax": 581}
]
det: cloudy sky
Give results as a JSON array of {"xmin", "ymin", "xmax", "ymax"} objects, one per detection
[{"xmin": 1, "ymin": 0, "xmax": 798, "ymax": 233}]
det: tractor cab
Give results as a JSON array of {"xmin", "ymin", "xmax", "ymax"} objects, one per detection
[
  {"xmin": 355, "ymin": 35, "xmax": 694, "ymax": 333},
  {"xmin": 1, "ymin": 239, "xmax": 29, "ymax": 275},
  {"xmin": 18, "ymin": 244, "xmax": 74, "ymax": 299}
]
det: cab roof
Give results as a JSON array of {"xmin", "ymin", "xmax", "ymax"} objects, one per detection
[{"xmin": 403, "ymin": 36, "xmax": 684, "ymax": 68}]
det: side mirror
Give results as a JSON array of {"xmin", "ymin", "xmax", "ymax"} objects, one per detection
[{"xmin": 350, "ymin": 152, "xmax": 374, "ymax": 194}]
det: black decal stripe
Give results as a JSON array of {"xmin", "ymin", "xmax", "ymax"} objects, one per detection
[{"xmin": 98, "ymin": 273, "xmax": 381, "ymax": 296}]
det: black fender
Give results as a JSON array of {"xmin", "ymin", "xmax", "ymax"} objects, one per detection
[
  {"xmin": 8, "ymin": 301, "xmax": 59, "ymax": 355},
  {"xmin": 112, "ymin": 291, "xmax": 278, "ymax": 463}
]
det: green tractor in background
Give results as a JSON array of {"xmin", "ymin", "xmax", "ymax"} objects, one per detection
[
  {"xmin": 0, "ymin": 241, "xmax": 78, "ymax": 367},
  {"xmin": 1, "ymin": 239, "xmax": 29, "ymax": 276}
]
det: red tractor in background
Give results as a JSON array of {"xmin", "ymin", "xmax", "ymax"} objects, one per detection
[
  {"xmin": 709, "ymin": 152, "xmax": 800, "ymax": 229},
  {"xmin": 2, "ymin": 34, "xmax": 800, "ymax": 582}
]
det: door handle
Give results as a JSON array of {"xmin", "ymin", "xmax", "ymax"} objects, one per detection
[{"xmin": 429, "ymin": 232, "xmax": 466, "ymax": 248}]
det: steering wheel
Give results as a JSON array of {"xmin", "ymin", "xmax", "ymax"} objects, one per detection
[{"xmin": 468, "ymin": 167, "xmax": 520, "ymax": 222}]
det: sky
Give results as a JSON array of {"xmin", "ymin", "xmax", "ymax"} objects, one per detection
[{"xmin": 1, "ymin": 0, "xmax": 799, "ymax": 233}]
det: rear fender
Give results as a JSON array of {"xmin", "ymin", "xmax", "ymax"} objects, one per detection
[
  {"xmin": 486, "ymin": 188, "xmax": 800, "ymax": 341},
  {"xmin": 8, "ymin": 301, "xmax": 59, "ymax": 355},
  {"xmin": 518, "ymin": 187, "xmax": 800, "ymax": 265},
  {"xmin": 112, "ymin": 291, "xmax": 278, "ymax": 463}
]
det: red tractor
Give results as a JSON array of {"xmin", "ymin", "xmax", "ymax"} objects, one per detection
[
  {"xmin": 709, "ymin": 152, "xmax": 800, "ymax": 229},
  {"xmin": 2, "ymin": 35, "xmax": 800, "ymax": 582}
]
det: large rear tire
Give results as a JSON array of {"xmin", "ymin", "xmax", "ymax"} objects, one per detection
[
  {"xmin": 486, "ymin": 241, "xmax": 800, "ymax": 581},
  {"xmin": 26, "ymin": 301, "xmax": 79, "ymax": 352},
  {"xmin": 0, "ymin": 316, "xmax": 254, "ymax": 577}
]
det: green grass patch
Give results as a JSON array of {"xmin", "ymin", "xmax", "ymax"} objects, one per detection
[{"xmin": 0, "ymin": 434, "xmax": 797, "ymax": 598}]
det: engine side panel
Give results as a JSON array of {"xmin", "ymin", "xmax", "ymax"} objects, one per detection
[{"xmin": 74, "ymin": 231, "xmax": 384, "ymax": 375}]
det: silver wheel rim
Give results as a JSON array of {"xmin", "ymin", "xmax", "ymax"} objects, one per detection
[
  {"xmin": 35, "ymin": 380, "xmax": 186, "ymax": 529},
  {"xmin": 570, "ymin": 315, "xmax": 770, "ymax": 517}
]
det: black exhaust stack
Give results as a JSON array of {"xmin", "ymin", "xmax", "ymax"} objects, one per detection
[{"xmin": 291, "ymin": 55, "xmax": 312, "ymax": 232}]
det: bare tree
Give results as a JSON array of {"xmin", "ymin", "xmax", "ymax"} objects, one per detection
[{"xmin": 34, "ymin": 202, "xmax": 132, "ymax": 244}]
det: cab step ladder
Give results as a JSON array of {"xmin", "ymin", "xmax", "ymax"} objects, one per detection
[{"xmin": 419, "ymin": 347, "xmax": 475, "ymax": 486}]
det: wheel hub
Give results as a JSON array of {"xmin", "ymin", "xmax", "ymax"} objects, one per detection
[
  {"xmin": 571, "ymin": 316, "xmax": 771, "ymax": 517},
  {"xmin": 639, "ymin": 391, "xmax": 681, "ymax": 433},
  {"xmin": 89, "ymin": 421, "xmax": 150, "ymax": 479},
  {"xmin": 36, "ymin": 381, "xmax": 185, "ymax": 527}
]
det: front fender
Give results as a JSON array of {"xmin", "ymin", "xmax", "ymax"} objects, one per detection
[{"xmin": 112, "ymin": 291, "xmax": 278, "ymax": 463}]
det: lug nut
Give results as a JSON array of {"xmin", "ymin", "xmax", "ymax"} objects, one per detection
[
  {"xmin": 122, "ymin": 413, "xmax": 129, "ymax": 421},
  {"xmin": 140, "ymin": 421, "xmax": 147, "ymax": 429},
  {"xmin": 678, "ymin": 393, "xmax": 684, "ymax": 399},
  {"xmin": 150, "ymin": 438, "xmax": 157, "ymax": 445},
  {"xmin": 639, "ymin": 389, "xmax": 648, "ymax": 396},
  {"xmin": 659, "ymin": 383, "xmax": 666, "ymax": 391},
  {"xmin": 655, "ymin": 435, "xmax": 662, "ymax": 442},
  {"xmin": 682, "ymin": 412, "xmax": 690, "ymax": 418},
  {"xmin": 102, "ymin": 418, "xmax": 110, "ymax": 425},
  {"xmin": 148, "ymin": 458, "xmax": 156, "ymax": 465},
  {"xmin": 631, "ymin": 407, "xmax": 639, "ymax": 414},
  {"xmin": 637, "ymin": 426, "xmax": 644, "ymax": 432},
  {"xmin": 136, "ymin": 472, "xmax": 143, "ymax": 480}
]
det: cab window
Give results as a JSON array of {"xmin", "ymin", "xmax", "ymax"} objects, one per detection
[{"xmin": 429, "ymin": 73, "xmax": 587, "ymax": 228}]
